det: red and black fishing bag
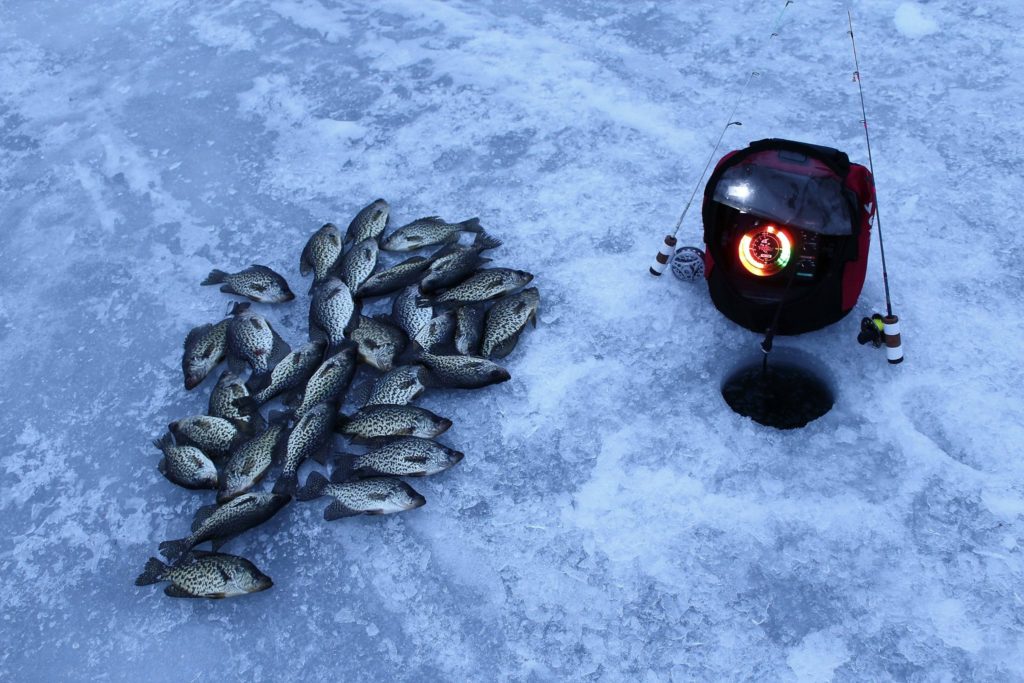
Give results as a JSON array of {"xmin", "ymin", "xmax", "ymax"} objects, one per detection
[{"xmin": 701, "ymin": 138, "xmax": 875, "ymax": 335}]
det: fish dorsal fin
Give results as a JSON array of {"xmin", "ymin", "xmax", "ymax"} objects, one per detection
[
  {"xmin": 192, "ymin": 504, "xmax": 219, "ymax": 532},
  {"xmin": 184, "ymin": 323, "xmax": 214, "ymax": 350}
]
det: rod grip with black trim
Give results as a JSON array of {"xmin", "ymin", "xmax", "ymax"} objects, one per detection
[
  {"xmin": 649, "ymin": 235, "xmax": 678, "ymax": 276},
  {"xmin": 883, "ymin": 314, "xmax": 903, "ymax": 364}
]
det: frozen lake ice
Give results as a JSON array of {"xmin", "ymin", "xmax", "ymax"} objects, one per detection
[{"xmin": 2, "ymin": 0, "xmax": 1023, "ymax": 679}]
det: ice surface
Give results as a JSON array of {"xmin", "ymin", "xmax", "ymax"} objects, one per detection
[{"xmin": 2, "ymin": 0, "xmax": 1024, "ymax": 680}]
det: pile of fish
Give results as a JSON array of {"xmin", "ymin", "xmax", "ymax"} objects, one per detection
[{"xmin": 136, "ymin": 199, "xmax": 539, "ymax": 599}]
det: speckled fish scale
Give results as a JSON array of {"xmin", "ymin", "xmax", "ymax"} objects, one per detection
[
  {"xmin": 345, "ymin": 199, "xmax": 390, "ymax": 244},
  {"xmin": 300, "ymin": 223, "xmax": 344, "ymax": 288},
  {"xmin": 219, "ymin": 420, "xmax": 289, "ymax": 503},
  {"xmin": 292, "ymin": 348, "xmax": 356, "ymax": 420},
  {"xmin": 480, "ymin": 287, "xmax": 539, "ymax": 358},
  {"xmin": 136, "ymin": 552, "xmax": 273, "ymax": 599},
  {"xmin": 182, "ymin": 319, "xmax": 230, "ymax": 390},
  {"xmin": 272, "ymin": 402, "xmax": 335, "ymax": 495},
  {"xmin": 347, "ymin": 436, "xmax": 463, "ymax": 478},
  {"xmin": 153, "ymin": 433, "xmax": 218, "ymax": 490}
]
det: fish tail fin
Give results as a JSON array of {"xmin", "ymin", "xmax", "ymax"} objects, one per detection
[
  {"xmin": 201, "ymin": 269, "xmax": 229, "ymax": 286},
  {"xmin": 228, "ymin": 301, "xmax": 251, "ymax": 316},
  {"xmin": 134, "ymin": 557, "xmax": 169, "ymax": 586},
  {"xmin": 295, "ymin": 471, "xmax": 330, "ymax": 501},
  {"xmin": 458, "ymin": 217, "xmax": 482, "ymax": 233},
  {"xmin": 472, "ymin": 229, "xmax": 502, "ymax": 250},
  {"xmin": 158, "ymin": 538, "xmax": 190, "ymax": 562},
  {"xmin": 272, "ymin": 473, "xmax": 298, "ymax": 496}
]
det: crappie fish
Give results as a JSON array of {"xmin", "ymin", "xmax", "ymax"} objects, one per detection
[
  {"xmin": 419, "ymin": 231, "xmax": 502, "ymax": 293},
  {"xmin": 336, "ymin": 404, "xmax": 451, "ymax": 442},
  {"xmin": 342, "ymin": 437, "xmax": 463, "ymax": 478},
  {"xmin": 350, "ymin": 315, "xmax": 406, "ymax": 372},
  {"xmin": 295, "ymin": 472, "xmax": 425, "ymax": 520},
  {"xmin": 380, "ymin": 216, "xmax": 482, "ymax": 252},
  {"xmin": 454, "ymin": 305, "xmax": 485, "ymax": 355},
  {"xmin": 309, "ymin": 277, "xmax": 355, "ymax": 352},
  {"xmin": 236, "ymin": 340, "xmax": 325, "ymax": 413},
  {"xmin": 413, "ymin": 310, "xmax": 455, "ymax": 352},
  {"xmin": 300, "ymin": 223, "xmax": 344, "ymax": 291},
  {"xmin": 292, "ymin": 347, "xmax": 356, "ymax": 420},
  {"xmin": 392, "ymin": 285, "xmax": 434, "ymax": 342},
  {"xmin": 419, "ymin": 268, "xmax": 533, "ymax": 308},
  {"xmin": 226, "ymin": 302, "xmax": 291, "ymax": 379},
  {"xmin": 481, "ymin": 287, "xmax": 539, "ymax": 358},
  {"xmin": 345, "ymin": 199, "xmax": 389, "ymax": 244},
  {"xmin": 357, "ymin": 256, "xmax": 433, "ymax": 298},
  {"xmin": 272, "ymin": 402, "xmax": 335, "ymax": 495},
  {"xmin": 168, "ymin": 415, "xmax": 247, "ymax": 459},
  {"xmin": 182, "ymin": 319, "xmax": 230, "ymax": 390},
  {"xmin": 153, "ymin": 433, "xmax": 218, "ymax": 491},
  {"xmin": 136, "ymin": 552, "xmax": 272, "ymax": 599},
  {"xmin": 416, "ymin": 351, "xmax": 510, "ymax": 389},
  {"xmin": 201, "ymin": 265, "xmax": 294, "ymax": 303},
  {"xmin": 218, "ymin": 417, "xmax": 289, "ymax": 504},
  {"xmin": 363, "ymin": 365, "xmax": 429, "ymax": 407},
  {"xmin": 159, "ymin": 492, "xmax": 291, "ymax": 562},
  {"xmin": 338, "ymin": 238, "xmax": 378, "ymax": 294},
  {"xmin": 208, "ymin": 371, "xmax": 251, "ymax": 422}
]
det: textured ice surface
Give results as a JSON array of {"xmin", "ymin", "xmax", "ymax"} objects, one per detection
[{"xmin": 2, "ymin": 0, "xmax": 1024, "ymax": 680}]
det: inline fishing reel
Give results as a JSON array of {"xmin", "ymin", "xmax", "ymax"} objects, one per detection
[{"xmin": 670, "ymin": 246, "xmax": 706, "ymax": 282}]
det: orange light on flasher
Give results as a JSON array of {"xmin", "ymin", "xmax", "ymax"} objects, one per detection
[{"xmin": 738, "ymin": 224, "xmax": 792, "ymax": 276}]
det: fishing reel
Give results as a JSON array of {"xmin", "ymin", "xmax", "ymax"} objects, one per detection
[
  {"xmin": 857, "ymin": 314, "xmax": 884, "ymax": 347},
  {"xmin": 857, "ymin": 312, "xmax": 904, "ymax": 363},
  {"xmin": 671, "ymin": 246, "xmax": 706, "ymax": 282}
]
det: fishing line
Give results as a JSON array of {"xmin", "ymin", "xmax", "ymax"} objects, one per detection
[
  {"xmin": 847, "ymin": 10, "xmax": 903, "ymax": 363},
  {"xmin": 649, "ymin": 0, "xmax": 794, "ymax": 276}
]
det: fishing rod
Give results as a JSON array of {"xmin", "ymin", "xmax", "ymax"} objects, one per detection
[
  {"xmin": 649, "ymin": 0, "xmax": 794, "ymax": 277},
  {"xmin": 847, "ymin": 11, "xmax": 903, "ymax": 364}
]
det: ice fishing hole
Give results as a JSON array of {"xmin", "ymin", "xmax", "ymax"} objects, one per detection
[{"xmin": 720, "ymin": 347, "xmax": 834, "ymax": 429}]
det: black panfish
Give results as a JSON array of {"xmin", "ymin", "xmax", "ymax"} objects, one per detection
[
  {"xmin": 309, "ymin": 277, "xmax": 356, "ymax": 352},
  {"xmin": 159, "ymin": 492, "xmax": 291, "ymax": 563},
  {"xmin": 136, "ymin": 552, "xmax": 272, "ymax": 599},
  {"xmin": 295, "ymin": 472, "xmax": 425, "ymax": 519},
  {"xmin": 291, "ymin": 347, "xmax": 356, "ymax": 420},
  {"xmin": 219, "ymin": 417, "xmax": 290, "ymax": 504},
  {"xmin": 345, "ymin": 199, "xmax": 390, "ymax": 244},
  {"xmin": 300, "ymin": 223, "xmax": 344, "ymax": 291},
  {"xmin": 153, "ymin": 433, "xmax": 218, "ymax": 490},
  {"xmin": 201, "ymin": 265, "xmax": 295, "ymax": 303},
  {"xmin": 380, "ymin": 216, "xmax": 483, "ymax": 252},
  {"xmin": 225, "ymin": 302, "xmax": 291, "ymax": 380},
  {"xmin": 418, "ymin": 231, "xmax": 502, "ymax": 293},
  {"xmin": 454, "ymin": 305, "xmax": 485, "ymax": 355},
  {"xmin": 182, "ymin": 319, "xmax": 230, "ymax": 390},
  {"xmin": 357, "ymin": 256, "xmax": 433, "ymax": 298},
  {"xmin": 419, "ymin": 268, "xmax": 533, "ymax": 308},
  {"xmin": 272, "ymin": 402, "xmax": 335, "ymax": 496},
  {"xmin": 341, "ymin": 436, "xmax": 463, "ymax": 478},
  {"xmin": 481, "ymin": 287, "xmax": 540, "ymax": 358},
  {"xmin": 338, "ymin": 238, "xmax": 379, "ymax": 295},
  {"xmin": 336, "ymin": 404, "xmax": 452, "ymax": 442},
  {"xmin": 350, "ymin": 315, "xmax": 406, "ymax": 372}
]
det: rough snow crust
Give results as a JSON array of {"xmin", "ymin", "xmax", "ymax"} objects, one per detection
[{"xmin": 1, "ymin": 1, "xmax": 1023, "ymax": 680}]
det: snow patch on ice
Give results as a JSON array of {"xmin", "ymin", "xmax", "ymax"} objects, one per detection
[
  {"xmin": 787, "ymin": 629, "xmax": 851, "ymax": 682},
  {"xmin": 894, "ymin": 3, "xmax": 940, "ymax": 39},
  {"xmin": 189, "ymin": 15, "xmax": 257, "ymax": 52}
]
